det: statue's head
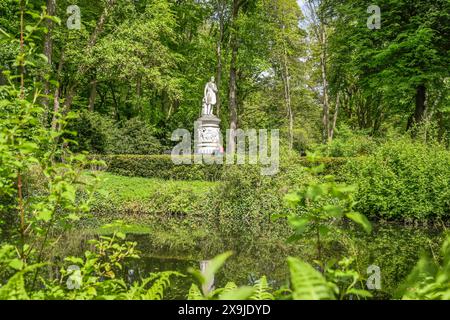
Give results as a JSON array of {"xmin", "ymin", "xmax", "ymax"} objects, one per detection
[{"xmin": 210, "ymin": 76, "xmax": 215, "ymax": 83}]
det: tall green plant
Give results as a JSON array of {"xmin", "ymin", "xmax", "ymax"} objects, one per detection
[{"xmin": 0, "ymin": 1, "xmax": 102, "ymax": 296}]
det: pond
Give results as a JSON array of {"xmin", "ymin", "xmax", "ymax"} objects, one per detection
[{"xmin": 117, "ymin": 222, "xmax": 446, "ymax": 299}]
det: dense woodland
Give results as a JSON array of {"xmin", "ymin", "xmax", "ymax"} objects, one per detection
[{"xmin": 0, "ymin": 0, "xmax": 449, "ymax": 300}]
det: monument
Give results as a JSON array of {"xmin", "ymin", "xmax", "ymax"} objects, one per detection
[{"xmin": 195, "ymin": 76, "xmax": 222, "ymax": 155}]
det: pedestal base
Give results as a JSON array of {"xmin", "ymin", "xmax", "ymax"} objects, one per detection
[{"xmin": 195, "ymin": 115, "xmax": 222, "ymax": 155}]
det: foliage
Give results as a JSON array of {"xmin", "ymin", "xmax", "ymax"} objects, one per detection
[
  {"xmin": 95, "ymin": 152, "xmax": 348, "ymax": 181},
  {"xmin": 343, "ymin": 137, "xmax": 450, "ymax": 219},
  {"xmin": 279, "ymin": 154, "xmax": 372, "ymax": 267},
  {"xmin": 398, "ymin": 234, "xmax": 450, "ymax": 300},
  {"xmin": 86, "ymin": 172, "xmax": 215, "ymax": 218},
  {"xmin": 110, "ymin": 117, "xmax": 162, "ymax": 155},
  {"xmin": 0, "ymin": 0, "xmax": 448, "ymax": 302},
  {"xmin": 0, "ymin": 2, "xmax": 102, "ymax": 300},
  {"xmin": 287, "ymin": 256, "xmax": 335, "ymax": 300},
  {"xmin": 97, "ymin": 154, "xmax": 223, "ymax": 181},
  {"xmin": 34, "ymin": 224, "xmax": 183, "ymax": 300},
  {"xmin": 326, "ymin": 0, "xmax": 450, "ymax": 133},
  {"xmin": 68, "ymin": 112, "xmax": 161, "ymax": 155},
  {"xmin": 273, "ymin": 156, "xmax": 373, "ymax": 300},
  {"xmin": 187, "ymin": 251, "xmax": 255, "ymax": 300},
  {"xmin": 315, "ymin": 124, "xmax": 378, "ymax": 157}
]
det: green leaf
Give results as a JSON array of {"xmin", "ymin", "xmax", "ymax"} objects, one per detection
[
  {"xmin": 250, "ymin": 276, "xmax": 274, "ymax": 300},
  {"xmin": 219, "ymin": 286, "xmax": 254, "ymax": 300},
  {"xmin": 8, "ymin": 259, "xmax": 24, "ymax": 271},
  {"xmin": 25, "ymin": 25, "xmax": 34, "ymax": 33},
  {"xmin": 345, "ymin": 212, "xmax": 372, "ymax": 233},
  {"xmin": 187, "ymin": 284, "xmax": 204, "ymax": 300},
  {"xmin": 36, "ymin": 209, "xmax": 52, "ymax": 222},
  {"xmin": 189, "ymin": 251, "xmax": 233, "ymax": 287},
  {"xmin": 346, "ymin": 288, "xmax": 373, "ymax": 298},
  {"xmin": 322, "ymin": 205, "xmax": 343, "ymax": 217},
  {"xmin": 283, "ymin": 192, "xmax": 301, "ymax": 207},
  {"xmin": 116, "ymin": 232, "xmax": 126, "ymax": 240},
  {"xmin": 287, "ymin": 216, "xmax": 310, "ymax": 234}
]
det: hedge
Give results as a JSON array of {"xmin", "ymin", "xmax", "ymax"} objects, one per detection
[
  {"xmin": 89, "ymin": 154, "xmax": 350, "ymax": 181},
  {"xmin": 89, "ymin": 155, "xmax": 223, "ymax": 181}
]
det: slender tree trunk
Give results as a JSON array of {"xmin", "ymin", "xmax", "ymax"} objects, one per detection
[
  {"xmin": 329, "ymin": 93, "xmax": 340, "ymax": 141},
  {"xmin": 43, "ymin": 0, "xmax": 55, "ymax": 118},
  {"xmin": 227, "ymin": 0, "xmax": 240, "ymax": 154},
  {"xmin": 51, "ymin": 51, "xmax": 64, "ymax": 131},
  {"xmin": 282, "ymin": 27, "xmax": 294, "ymax": 150},
  {"xmin": 320, "ymin": 25, "xmax": 329, "ymax": 143},
  {"xmin": 414, "ymin": 84, "xmax": 427, "ymax": 123},
  {"xmin": 88, "ymin": 79, "xmax": 97, "ymax": 112},
  {"xmin": 18, "ymin": 0, "xmax": 26, "ymax": 254},
  {"xmin": 407, "ymin": 84, "xmax": 427, "ymax": 131},
  {"xmin": 216, "ymin": 0, "xmax": 225, "ymax": 117},
  {"xmin": 136, "ymin": 76, "xmax": 142, "ymax": 113},
  {"xmin": 109, "ymin": 83, "xmax": 120, "ymax": 121}
]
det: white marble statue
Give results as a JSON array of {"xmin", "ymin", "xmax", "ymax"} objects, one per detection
[{"xmin": 202, "ymin": 76, "xmax": 218, "ymax": 116}]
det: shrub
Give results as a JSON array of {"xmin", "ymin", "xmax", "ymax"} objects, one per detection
[
  {"xmin": 342, "ymin": 137, "xmax": 450, "ymax": 219},
  {"xmin": 108, "ymin": 117, "xmax": 161, "ymax": 155},
  {"xmin": 316, "ymin": 124, "xmax": 378, "ymax": 157},
  {"xmin": 67, "ymin": 111, "xmax": 117, "ymax": 154},
  {"xmin": 68, "ymin": 112, "xmax": 162, "ymax": 155}
]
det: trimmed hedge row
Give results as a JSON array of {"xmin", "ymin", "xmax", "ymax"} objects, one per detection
[
  {"xmin": 89, "ymin": 154, "xmax": 350, "ymax": 181},
  {"xmin": 90, "ymin": 155, "xmax": 223, "ymax": 181}
]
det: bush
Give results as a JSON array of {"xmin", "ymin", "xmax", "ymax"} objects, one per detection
[
  {"xmin": 67, "ymin": 111, "xmax": 116, "ymax": 154},
  {"xmin": 316, "ymin": 124, "xmax": 378, "ymax": 157},
  {"xmin": 343, "ymin": 137, "xmax": 450, "ymax": 219},
  {"xmin": 108, "ymin": 118, "xmax": 161, "ymax": 155},
  {"xmin": 68, "ymin": 112, "xmax": 161, "ymax": 155}
]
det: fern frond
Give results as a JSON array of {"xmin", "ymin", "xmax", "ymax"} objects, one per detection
[
  {"xmin": 287, "ymin": 257, "xmax": 335, "ymax": 300},
  {"xmin": 187, "ymin": 283, "xmax": 204, "ymax": 300},
  {"xmin": 210, "ymin": 281, "xmax": 237, "ymax": 298},
  {"xmin": 144, "ymin": 271, "xmax": 181, "ymax": 300},
  {"xmin": 250, "ymin": 276, "xmax": 274, "ymax": 300}
]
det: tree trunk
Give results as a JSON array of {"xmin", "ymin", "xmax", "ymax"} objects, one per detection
[
  {"xmin": 407, "ymin": 84, "xmax": 427, "ymax": 131},
  {"xmin": 51, "ymin": 51, "xmax": 64, "ymax": 131},
  {"xmin": 216, "ymin": 0, "xmax": 225, "ymax": 117},
  {"xmin": 109, "ymin": 83, "xmax": 120, "ymax": 121},
  {"xmin": 282, "ymin": 26, "xmax": 293, "ymax": 150},
  {"xmin": 414, "ymin": 84, "xmax": 427, "ymax": 123},
  {"xmin": 329, "ymin": 93, "xmax": 340, "ymax": 141},
  {"xmin": 136, "ymin": 76, "xmax": 142, "ymax": 114},
  {"xmin": 43, "ymin": 0, "xmax": 55, "ymax": 114},
  {"xmin": 320, "ymin": 25, "xmax": 329, "ymax": 143},
  {"xmin": 88, "ymin": 79, "xmax": 97, "ymax": 112},
  {"xmin": 227, "ymin": 0, "xmax": 241, "ymax": 154}
]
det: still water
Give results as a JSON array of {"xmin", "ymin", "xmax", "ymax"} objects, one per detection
[{"xmin": 119, "ymin": 223, "xmax": 445, "ymax": 299}]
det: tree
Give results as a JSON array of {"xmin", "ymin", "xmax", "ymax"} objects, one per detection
[{"xmin": 325, "ymin": 0, "xmax": 450, "ymax": 133}]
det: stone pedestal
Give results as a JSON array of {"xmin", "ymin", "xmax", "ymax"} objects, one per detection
[{"xmin": 195, "ymin": 115, "xmax": 222, "ymax": 155}]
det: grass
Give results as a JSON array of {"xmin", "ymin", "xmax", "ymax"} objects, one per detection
[
  {"xmin": 96, "ymin": 172, "xmax": 217, "ymax": 202},
  {"xmin": 83, "ymin": 172, "xmax": 218, "ymax": 221}
]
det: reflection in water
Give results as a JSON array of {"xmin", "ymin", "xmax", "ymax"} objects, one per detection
[
  {"xmin": 51, "ymin": 222, "xmax": 445, "ymax": 299},
  {"xmin": 121, "ymin": 223, "xmax": 445, "ymax": 299}
]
